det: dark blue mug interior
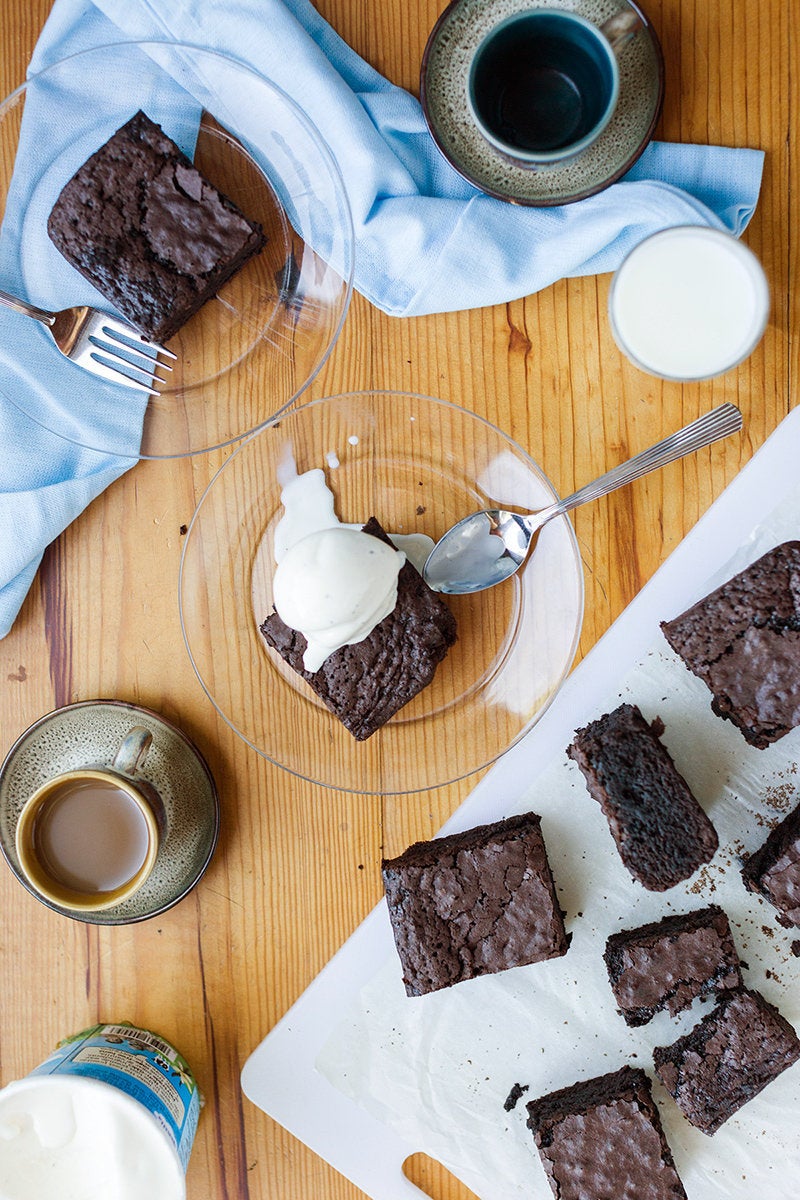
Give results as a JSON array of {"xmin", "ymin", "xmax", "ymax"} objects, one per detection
[{"xmin": 470, "ymin": 12, "xmax": 616, "ymax": 155}]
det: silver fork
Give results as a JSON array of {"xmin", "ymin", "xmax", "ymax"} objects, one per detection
[{"xmin": 0, "ymin": 287, "xmax": 176, "ymax": 396}]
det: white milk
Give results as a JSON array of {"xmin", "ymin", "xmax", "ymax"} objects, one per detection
[{"xmin": 608, "ymin": 226, "xmax": 770, "ymax": 380}]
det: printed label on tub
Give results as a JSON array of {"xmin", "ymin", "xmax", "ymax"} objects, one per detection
[{"xmin": 30, "ymin": 1022, "xmax": 201, "ymax": 1170}]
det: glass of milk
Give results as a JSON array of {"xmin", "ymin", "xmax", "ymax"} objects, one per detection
[{"xmin": 608, "ymin": 226, "xmax": 770, "ymax": 381}]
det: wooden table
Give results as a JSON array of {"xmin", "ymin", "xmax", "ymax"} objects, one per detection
[{"xmin": 0, "ymin": 1, "xmax": 791, "ymax": 1198}]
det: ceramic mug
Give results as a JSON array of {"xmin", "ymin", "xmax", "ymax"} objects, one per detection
[
  {"xmin": 15, "ymin": 725, "xmax": 163, "ymax": 913},
  {"xmin": 466, "ymin": 6, "xmax": 643, "ymax": 167}
]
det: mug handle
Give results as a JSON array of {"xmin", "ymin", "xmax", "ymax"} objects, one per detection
[
  {"xmin": 112, "ymin": 726, "xmax": 153, "ymax": 777},
  {"xmin": 600, "ymin": 9, "xmax": 644, "ymax": 54}
]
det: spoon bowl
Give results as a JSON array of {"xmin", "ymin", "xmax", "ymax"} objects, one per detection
[{"xmin": 423, "ymin": 402, "xmax": 743, "ymax": 594}]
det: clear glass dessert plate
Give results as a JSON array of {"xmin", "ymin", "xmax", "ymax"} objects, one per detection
[
  {"xmin": 179, "ymin": 391, "xmax": 585, "ymax": 794},
  {"xmin": 0, "ymin": 41, "xmax": 354, "ymax": 458}
]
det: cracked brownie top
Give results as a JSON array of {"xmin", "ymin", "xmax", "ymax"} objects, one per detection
[
  {"xmin": 604, "ymin": 904, "xmax": 742, "ymax": 1026},
  {"xmin": 526, "ymin": 1065, "xmax": 687, "ymax": 1200},
  {"xmin": 381, "ymin": 811, "xmax": 569, "ymax": 997},
  {"xmin": 661, "ymin": 540, "xmax": 800, "ymax": 748}
]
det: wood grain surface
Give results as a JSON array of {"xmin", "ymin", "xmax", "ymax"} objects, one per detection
[{"xmin": 0, "ymin": 1, "xmax": 792, "ymax": 1198}]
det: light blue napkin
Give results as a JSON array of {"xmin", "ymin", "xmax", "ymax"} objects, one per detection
[
  {"xmin": 0, "ymin": 0, "xmax": 765, "ymax": 639},
  {"xmin": 0, "ymin": 3, "xmax": 209, "ymax": 638},
  {"xmin": 87, "ymin": 0, "xmax": 765, "ymax": 317}
]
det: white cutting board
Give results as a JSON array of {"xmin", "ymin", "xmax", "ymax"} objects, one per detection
[{"xmin": 241, "ymin": 404, "xmax": 800, "ymax": 1200}]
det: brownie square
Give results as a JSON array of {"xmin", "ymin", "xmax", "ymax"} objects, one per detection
[
  {"xmin": 381, "ymin": 811, "xmax": 569, "ymax": 997},
  {"xmin": 47, "ymin": 110, "xmax": 266, "ymax": 342},
  {"xmin": 653, "ymin": 988, "xmax": 800, "ymax": 1135},
  {"xmin": 741, "ymin": 801, "xmax": 800, "ymax": 928},
  {"xmin": 660, "ymin": 541, "xmax": 800, "ymax": 748},
  {"xmin": 260, "ymin": 518, "xmax": 457, "ymax": 741},
  {"xmin": 604, "ymin": 905, "xmax": 742, "ymax": 1027},
  {"xmin": 567, "ymin": 703, "xmax": 718, "ymax": 891},
  {"xmin": 526, "ymin": 1065, "xmax": 687, "ymax": 1200}
]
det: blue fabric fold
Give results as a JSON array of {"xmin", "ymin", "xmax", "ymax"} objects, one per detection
[
  {"xmin": 0, "ymin": 0, "xmax": 765, "ymax": 637},
  {"xmin": 84, "ymin": 0, "xmax": 764, "ymax": 317}
]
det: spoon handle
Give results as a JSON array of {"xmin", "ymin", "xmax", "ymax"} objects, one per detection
[{"xmin": 529, "ymin": 402, "xmax": 743, "ymax": 529}]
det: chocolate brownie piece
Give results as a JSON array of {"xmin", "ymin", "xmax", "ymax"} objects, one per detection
[
  {"xmin": 604, "ymin": 905, "xmax": 742, "ymax": 1027},
  {"xmin": 653, "ymin": 988, "xmax": 800, "ymax": 1135},
  {"xmin": 526, "ymin": 1065, "xmax": 687, "ymax": 1200},
  {"xmin": 261, "ymin": 518, "xmax": 456, "ymax": 741},
  {"xmin": 661, "ymin": 541, "xmax": 800, "ymax": 748},
  {"xmin": 567, "ymin": 703, "xmax": 718, "ymax": 891},
  {"xmin": 47, "ymin": 110, "xmax": 266, "ymax": 342},
  {"xmin": 741, "ymin": 801, "xmax": 800, "ymax": 928},
  {"xmin": 381, "ymin": 811, "xmax": 568, "ymax": 997}
]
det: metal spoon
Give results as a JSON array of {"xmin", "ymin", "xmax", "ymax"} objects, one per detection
[{"xmin": 423, "ymin": 402, "xmax": 743, "ymax": 595}]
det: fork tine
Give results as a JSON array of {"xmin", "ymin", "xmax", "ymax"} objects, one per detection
[
  {"xmin": 86, "ymin": 351, "xmax": 161, "ymax": 396},
  {"xmin": 84, "ymin": 345, "xmax": 165, "ymax": 396},
  {"xmin": 89, "ymin": 332, "xmax": 174, "ymax": 377},
  {"xmin": 92, "ymin": 325, "xmax": 175, "ymax": 370},
  {"xmin": 93, "ymin": 346, "xmax": 169, "ymax": 389},
  {"xmin": 97, "ymin": 317, "xmax": 177, "ymax": 361}
]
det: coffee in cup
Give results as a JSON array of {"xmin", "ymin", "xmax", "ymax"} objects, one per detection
[
  {"xmin": 467, "ymin": 7, "xmax": 643, "ymax": 167},
  {"xmin": 15, "ymin": 725, "xmax": 162, "ymax": 913}
]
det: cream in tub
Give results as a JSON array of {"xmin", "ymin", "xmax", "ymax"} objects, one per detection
[{"xmin": 0, "ymin": 1022, "xmax": 201, "ymax": 1199}]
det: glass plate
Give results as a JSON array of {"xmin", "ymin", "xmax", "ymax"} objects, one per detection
[
  {"xmin": 0, "ymin": 41, "xmax": 354, "ymax": 457},
  {"xmin": 179, "ymin": 391, "xmax": 584, "ymax": 793}
]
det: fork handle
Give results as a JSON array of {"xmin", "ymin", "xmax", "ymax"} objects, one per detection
[{"xmin": 0, "ymin": 287, "xmax": 56, "ymax": 327}]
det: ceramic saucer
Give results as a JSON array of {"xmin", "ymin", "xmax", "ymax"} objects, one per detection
[
  {"xmin": 0, "ymin": 700, "xmax": 220, "ymax": 925},
  {"xmin": 420, "ymin": 0, "xmax": 664, "ymax": 206}
]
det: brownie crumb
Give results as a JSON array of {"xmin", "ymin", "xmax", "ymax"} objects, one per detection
[{"xmin": 503, "ymin": 1081, "xmax": 529, "ymax": 1112}]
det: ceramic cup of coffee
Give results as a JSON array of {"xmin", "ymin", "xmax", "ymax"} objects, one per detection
[
  {"xmin": 466, "ymin": 6, "xmax": 643, "ymax": 167},
  {"xmin": 15, "ymin": 726, "xmax": 163, "ymax": 913}
]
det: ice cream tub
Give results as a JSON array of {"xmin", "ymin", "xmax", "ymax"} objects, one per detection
[{"xmin": 0, "ymin": 1022, "xmax": 202, "ymax": 1199}]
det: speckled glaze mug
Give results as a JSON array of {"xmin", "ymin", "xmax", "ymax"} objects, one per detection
[
  {"xmin": 466, "ymin": 6, "xmax": 643, "ymax": 167},
  {"xmin": 15, "ymin": 726, "xmax": 164, "ymax": 914}
]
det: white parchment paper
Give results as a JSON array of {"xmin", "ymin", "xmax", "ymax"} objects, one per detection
[{"xmin": 317, "ymin": 488, "xmax": 800, "ymax": 1200}]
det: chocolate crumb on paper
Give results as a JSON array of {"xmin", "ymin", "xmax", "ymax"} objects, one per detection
[{"xmin": 503, "ymin": 1082, "xmax": 529, "ymax": 1112}]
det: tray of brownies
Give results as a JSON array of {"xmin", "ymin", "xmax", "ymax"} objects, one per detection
[{"xmin": 242, "ymin": 405, "xmax": 800, "ymax": 1200}]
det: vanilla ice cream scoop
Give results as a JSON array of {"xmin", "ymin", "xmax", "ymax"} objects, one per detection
[{"xmin": 273, "ymin": 526, "xmax": 406, "ymax": 671}]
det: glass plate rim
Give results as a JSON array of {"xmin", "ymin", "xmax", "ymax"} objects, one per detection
[
  {"xmin": 0, "ymin": 38, "xmax": 356, "ymax": 459},
  {"xmin": 178, "ymin": 389, "xmax": 585, "ymax": 794}
]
